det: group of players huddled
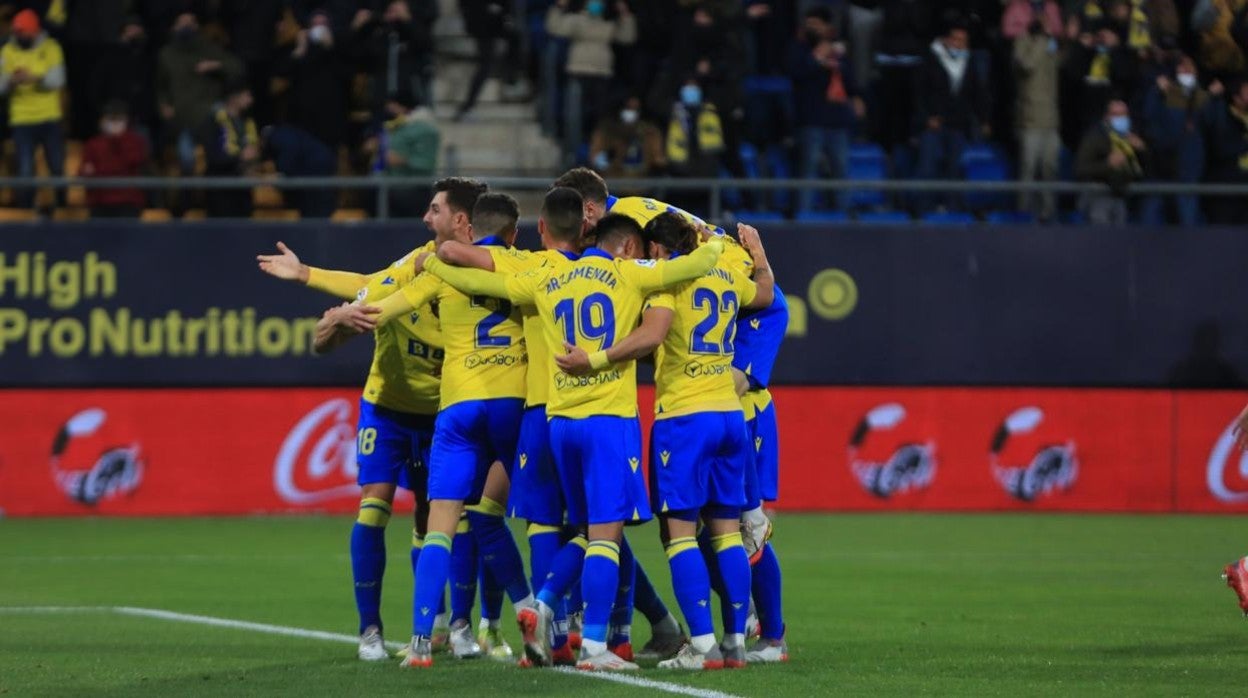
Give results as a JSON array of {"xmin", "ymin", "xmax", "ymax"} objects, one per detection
[{"xmin": 256, "ymin": 168, "xmax": 790, "ymax": 671}]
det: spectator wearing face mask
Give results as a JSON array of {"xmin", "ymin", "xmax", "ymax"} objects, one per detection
[
  {"xmin": 156, "ymin": 12, "xmax": 245, "ymax": 176},
  {"xmin": 1075, "ymin": 98, "xmax": 1150, "ymax": 224},
  {"xmin": 280, "ymin": 10, "xmax": 351, "ymax": 153},
  {"xmin": 665, "ymin": 77, "xmax": 724, "ymax": 211},
  {"xmin": 0, "ymin": 9, "xmax": 66, "ymax": 210},
  {"xmin": 788, "ymin": 7, "xmax": 863, "ymax": 213},
  {"xmin": 1140, "ymin": 55, "xmax": 1215, "ymax": 225},
  {"xmin": 79, "ymin": 100, "xmax": 149, "ymax": 218},
  {"xmin": 588, "ymin": 95, "xmax": 666, "ymax": 182},
  {"xmin": 353, "ymin": 1, "xmax": 439, "ymax": 121},
  {"xmin": 546, "ymin": 0, "xmax": 638, "ymax": 161},
  {"xmin": 1061, "ymin": 19, "xmax": 1139, "ymax": 148},
  {"xmin": 1202, "ymin": 78, "xmax": 1248, "ymax": 223},
  {"xmin": 914, "ymin": 21, "xmax": 991, "ymax": 210},
  {"xmin": 1002, "ymin": 0, "xmax": 1063, "ymax": 39},
  {"xmin": 1014, "ymin": 13, "xmax": 1064, "ymax": 222},
  {"xmin": 200, "ymin": 81, "xmax": 260, "ymax": 218}
]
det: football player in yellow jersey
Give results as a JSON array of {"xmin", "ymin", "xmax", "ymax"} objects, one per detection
[
  {"xmin": 422, "ymin": 212, "xmax": 723, "ymax": 670},
  {"xmin": 320, "ymin": 191, "xmax": 538, "ymax": 669},
  {"xmin": 256, "ymin": 200, "xmax": 451, "ymax": 661},
  {"xmin": 432, "ymin": 187, "xmax": 585, "ymax": 665},
  {"xmin": 558, "ymin": 213, "xmax": 774, "ymax": 670},
  {"xmin": 554, "ymin": 167, "xmax": 792, "ymax": 662}
]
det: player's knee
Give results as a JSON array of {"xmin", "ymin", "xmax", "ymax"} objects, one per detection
[{"xmin": 356, "ymin": 497, "xmax": 392, "ymax": 528}]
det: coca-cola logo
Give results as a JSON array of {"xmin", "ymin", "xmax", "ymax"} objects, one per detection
[
  {"xmin": 273, "ymin": 399, "xmax": 360, "ymax": 505},
  {"xmin": 1207, "ymin": 418, "xmax": 1248, "ymax": 503}
]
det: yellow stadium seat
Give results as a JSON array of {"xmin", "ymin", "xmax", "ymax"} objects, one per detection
[
  {"xmin": 140, "ymin": 208, "xmax": 173, "ymax": 223},
  {"xmin": 331, "ymin": 208, "xmax": 369, "ymax": 222}
]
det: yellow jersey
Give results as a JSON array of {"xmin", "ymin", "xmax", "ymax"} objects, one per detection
[
  {"xmin": 390, "ymin": 237, "xmax": 527, "ymax": 409},
  {"xmin": 647, "ymin": 257, "xmax": 759, "ymax": 419},
  {"xmin": 355, "ymin": 243, "xmax": 444, "ymax": 415},
  {"xmin": 489, "ymin": 247, "xmax": 579, "ymax": 408},
  {"xmin": 424, "ymin": 242, "xmax": 723, "ymax": 419},
  {"xmin": 0, "ymin": 36, "xmax": 64, "ymax": 125},
  {"xmin": 606, "ymin": 195, "xmax": 755, "ymax": 278}
]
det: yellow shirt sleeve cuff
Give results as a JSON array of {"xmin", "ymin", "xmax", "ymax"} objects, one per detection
[{"xmin": 588, "ymin": 350, "xmax": 611, "ymax": 370}]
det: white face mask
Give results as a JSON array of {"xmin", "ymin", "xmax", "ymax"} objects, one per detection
[
  {"xmin": 309, "ymin": 24, "xmax": 330, "ymax": 45},
  {"xmin": 620, "ymin": 109, "xmax": 638, "ymax": 125},
  {"xmin": 1176, "ymin": 72, "xmax": 1197, "ymax": 90},
  {"xmin": 101, "ymin": 119, "xmax": 126, "ymax": 136}
]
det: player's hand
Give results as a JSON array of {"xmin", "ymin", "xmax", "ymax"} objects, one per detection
[
  {"xmin": 555, "ymin": 342, "xmax": 593, "ymax": 375},
  {"xmin": 1155, "ymin": 74, "xmax": 1171, "ymax": 92},
  {"xmin": 737, "ymin": 222, "xmax": 769, "ymax": 265},
  {"xmin": 196, "ymin": 60, "xmax": 222, "ymax": 74},
  {"xmin": 257, "ymin": 241, "xmax": 310, "ymax": 283},
  {"xmin": 329, "ymin": 303, "xmax": 381, "ymax": 334},
  {"xmin": 1234, "ymin": 404, "xmax": 1248, "ymax": 451},
  {"xmin": 413, "ymin": 251, "xmax": 432, "ymax": 275},
  {"xmin": 1107, "ymin": 150, "xmax": 1127, "ymax": 168}
]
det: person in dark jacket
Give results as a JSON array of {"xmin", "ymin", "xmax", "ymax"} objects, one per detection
[
  {"xmin": 353, "ymin": 0, "xmax": 438, "ymax": 120},
  {"xmin": 1075, "ymin": 97, "xmax": 1150, "ymax": 225},
  {"xmin": 156, "ymin": 11, "xmax": 244, "ymax": 175},
  {"xmin": 787, "ymin": 6, "xmax": 863, "ymax": 212},
  {"xmin": 914, "ymin": 21, "xmax": 991, "ymax": 208},
  {"xmin": 263, "ymin": 124, "xmax": 338, "ymax": 218},
  {"xmin": 1140, "ymin": 54, "xmax": 1216, "ymax": 225},
  {"xmin": 61, "ymin": 0, "xmax": 133, "ymax": 138},
  {"xmin": 279, "ymin": 10, "xmax": 351, "ymax": 151},
  {"xmin": 219, "ymin": 0, "xmax": 287, "ymax": 128},
  {"xmin": 1060, "ymin": 19, "xmax": 1139, "ymax": 148},
  {"xmin": 79, "ymin": 99, "xmax": 149, "ymax": 218},
  {"xmin": 457, "ymin": 0, "xmax": 525, "ymax": 121},
  {"xmin": 200, "ymin": 81, "xmax": 259, "ymax": 218},
  {"xmin": 1204, "ymin": 78, "xmax": 1248, "ymax": 224},
  {"xmin": 873, "ymin": 0, "xmax": 938, "ymax": 150}
]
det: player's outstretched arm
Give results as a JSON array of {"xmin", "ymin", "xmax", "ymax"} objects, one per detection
[
  {"xmin": 738, "ymin": 223, "xmax": 775, "ymax": 309},
  {"xmin": 556, "ymin": 306, "xmax": 675, "ymax": 375},
  {"xmin": 312, "ymin": 303, "xmax": 381, "ymax": 355},
  {"xmin": 256, "ymin": 241, "xmax": 372, "ymax": 301},
  {"xmin": 631, "ymin": 239, "xmax": 724, "ymax": 293},
  {"xmin": 424, "ymin": 256, "xmax": 525, "ymax": 303},
  {"xmin": 437, "ymin": 240, "xmax": 497, "ymax": 271}
]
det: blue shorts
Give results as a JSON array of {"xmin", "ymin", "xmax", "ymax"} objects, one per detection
[
  {"xmin": 744, "ymin": 393, "xmax": 779, "ymax": 504},
  {"xmin": 649, "ymin": 410, "xmax": 749, "ymax": 516},
  {"xmin": 427, "ymin": 398, "xmax": 524, "ymax": 502},
  {"xmin": 508, "ymin": 405, "xmax": 564, "ymax": 524},
  {"xmin": 356, "ymin": 399, "xmax": 434, "ymax": 494},
  {"xmin": 549, "ymin": 415, "xmax": 651, "ymax": 526},
  {"xmin": 734, "ymin": 285, "xmax": 788, "ymax": 390}
]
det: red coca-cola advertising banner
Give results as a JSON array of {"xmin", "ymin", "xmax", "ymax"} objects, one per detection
[{"xmin": 1, "ymin": 387, "xmax": 1246, "ymax": 516}]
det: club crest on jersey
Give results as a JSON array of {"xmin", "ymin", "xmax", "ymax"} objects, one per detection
[{"xmin": 632, "ymin": 259, "xmax": 657, "ymax": 268}]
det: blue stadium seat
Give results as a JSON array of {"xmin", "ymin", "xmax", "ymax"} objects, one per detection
[
  {"xmin": 960, "ymin": 144, "xmax": 1010, "ymax": 211},
  {"xmin": 985, "ymin": 211, "xmax": 1035, "ymax": 224},
  {"xmin": 719, "ymin": 167, "xmax": 742, "ymax": 211},
  {"xmin": 857, "ymin": 211, "xmax": 911, "ymax": 224},
  {"xmin": 922, "ymin": 211, "xmax": 977, "ymax": 225},
  {"xmin": 736, "ymin": 210, "xmax": 786, "ymax": 223},
  {"xmin": 765, "ymin": 144, "xmax": 793, "ymax": 211},
  {"xmin": 848, "ymin": 143, "xmax": 888, "ymax": 209},
  {"xmin": 795, "ymin": 211, "xmax": 849, "ymax": 223}
]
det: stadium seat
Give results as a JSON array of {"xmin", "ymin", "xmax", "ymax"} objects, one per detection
[
  {"xmin": 52, "ymin": 207, "xmax": 90, "ymax": 221},
  {"xmin": 857, "ymin": 210, "xmax": 911, "ymax": 224},
  {"xmin": 252, "ymin": 209, "xmax": 300, "ymax": 221},
  {"xmin": 140, "ymin": 208, "xmax": 173, "ymax": 223},
  {"xmin": 922, "ymin": 211, "xmax": 976, "ymax": 225},
  {"xmin": 985, "ymin": 211, "xmax": 1035, "ymax": 224},
  {"xmin": 254, "ymin": 185, "xmax": 284, "ymax": 208},
  {"xmin": 764, "ymin": 143, "xmax": 793, "ymax": 211},
  {"xmin": 331, "ymin": 208, "xmax": 369, "ymax": 223},
  {"xmin": 960, "ymin": 144, "xmax": 1010, "ymax": 211},
  {"xmin": 736, "ymin": 210, "xmax": 785, "ymax": 223},
  {"xmin": 0, "ymin": 208, "xmax": 37, "ymax": 222},
  {"xmin": 847, "ymin": 143, "xmax": 887, "ymax": 209},
  {"xmin": 795, "ymin": 210, "xmax": 849, "ymax": 223}
]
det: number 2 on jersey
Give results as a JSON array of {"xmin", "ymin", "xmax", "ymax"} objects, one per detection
[
  {"xmin": 554, "ymin": 293, "xmax": 616, "ymax": 349},
  {"xmin": 472, "ymin": 295, "xmax": 513, "ymax": 348},
  {"xmin": 690, "ymin": 288, "xmax": 738, "ymax": 354}
]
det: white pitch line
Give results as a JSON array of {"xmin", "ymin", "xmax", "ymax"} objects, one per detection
[{"xmin": 0, "ymin": 606, "xmax": 746, "ymax": 698}]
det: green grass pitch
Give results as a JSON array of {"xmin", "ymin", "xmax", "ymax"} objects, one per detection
[{"xmin": 3, "ymin": 513, "xmax": 1248, "ymax": 696}]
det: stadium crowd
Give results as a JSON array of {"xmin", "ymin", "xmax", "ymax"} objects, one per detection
[{"xmin": 0, "ymin": 0, "xmax": 1246, "ymax": 223}]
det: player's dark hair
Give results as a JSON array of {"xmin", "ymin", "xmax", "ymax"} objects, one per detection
[
  {"xmin": 592, "ymin": 213, "xmax": 644, "ymax": 250},
  {"xmin": 471, "ymin": 192, "xmax": 520, "ymax": 240},
  {"xmin": 553, "ymin": 167, "xmax": 609, "ymax": 205},
  {"xmin": 642, "ymin": 212, "xmax": 698, "ymax": 255},
  {"xmin": 434, "ymin": 177, "xmax": 489, "ymax": 218},
  {"xmin": 540, "ymin": 187, "xmax": 584, "ymax": 242}
]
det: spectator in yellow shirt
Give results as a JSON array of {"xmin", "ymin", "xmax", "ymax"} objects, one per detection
[{"xmin": 0, "ymin": 9, "xmax": 66, "ymax": 210}]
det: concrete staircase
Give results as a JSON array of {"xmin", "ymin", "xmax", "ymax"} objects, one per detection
[{"xmin": 431, "ymin": 0, "xmax": 560, "ymax": 204}]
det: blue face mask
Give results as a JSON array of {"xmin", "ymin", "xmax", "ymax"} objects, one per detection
[
  {"xmin": 1109, "ymin": 115, "xmax": 1131, "ymax": 134},
  {"xmin": 586, "ymin": 0, "xmax": 605, "ymax": 17},
  {"xmin": 680, "ymin": 85, "xmax": 702, "ymax": 106}
]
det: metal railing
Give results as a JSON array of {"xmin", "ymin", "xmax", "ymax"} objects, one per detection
[{"xmin": 2, "ymin": 175, "xmax": 1246, "ymax": 222}]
